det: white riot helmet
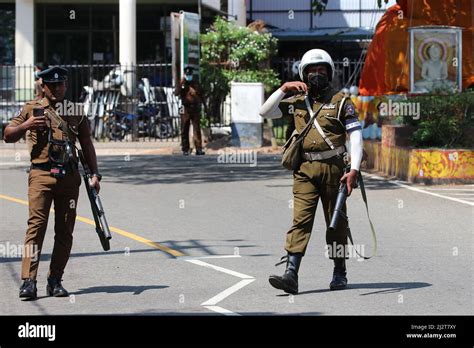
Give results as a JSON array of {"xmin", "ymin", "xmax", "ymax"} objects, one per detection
[{"xmin": 298, "ymin": 49, "xmax": 335, "ymax": 82}]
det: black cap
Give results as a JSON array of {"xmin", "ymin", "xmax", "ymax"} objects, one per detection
[
  {"xmin": 37, "ymin": 66, "xmax": 68, "ymax": 83},
  {"xmin": 184, "ymin": 66, "xmax": 194, "ymax": 75}
]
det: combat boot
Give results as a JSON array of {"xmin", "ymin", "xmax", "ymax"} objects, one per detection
[
  {"xmin": 330, "ymin": 258, "xmax": 347, "ymax": 290},
  {"xmin": 268, "ymin": 252, "xmax": 302, "ymax": 294},
  {"xmin": 19, "ymin": 279, "xmax": 37, "ymax": 300},
  {"xmin": 46, "ymin": 277, "xmax": 69, "ymax": 297}
]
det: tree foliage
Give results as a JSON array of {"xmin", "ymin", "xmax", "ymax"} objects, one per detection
[
  {"xmin": 402, "ymin": 91, "xmax": 474, "ymax": 148},
  {"xmin": 200, "ymin": 17, "xmax": 280, "ymax": 122}
]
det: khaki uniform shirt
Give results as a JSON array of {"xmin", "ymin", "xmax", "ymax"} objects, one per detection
[
  {"xmin": 9, "ymin": 97, "xmax": 90, "ymax": 164},
  {"xmin": 278, "ymin": 88, "xmax": 361, "ymax": 152}
]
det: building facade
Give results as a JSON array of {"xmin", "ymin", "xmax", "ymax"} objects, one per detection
[
  {"xmin": 1, "ymin": 0, "xmax": 230, "ymax": 66},
  {"xmin": 246, "ymin": 0, "xmax": 396, "ymax": 60}
]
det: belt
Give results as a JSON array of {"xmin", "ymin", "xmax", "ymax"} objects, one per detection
[
  {"xmin": 302, "ymin": 145, "xmax": 346, "ymax": 161},
  {"xmin": 31, "ymin": 161, "xmax": 78, "ymax": 172}
]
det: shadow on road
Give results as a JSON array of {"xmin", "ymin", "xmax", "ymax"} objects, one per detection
[
  {"xmin": 95, "ymin": 155, "xmax": 290, "ymax": 185},
  {"xmin": 74, "ymin": 285, "xmax": 169, "ymax": 296},
  {"xmin": 297, "ymin": 281, "xmax": 431, "ymax": 296},
  {"xmin": 0, "ymin": 248, "xmax": 168, "ymax": 264}
]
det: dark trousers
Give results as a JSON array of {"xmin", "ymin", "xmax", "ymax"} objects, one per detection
[{"xmin": 181, "ymin": 109, "xmax": 202, "ymax": 152}]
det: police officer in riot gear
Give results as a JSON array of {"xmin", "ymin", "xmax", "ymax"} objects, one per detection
[{"xmin": 260, "ymin": 49, "xmax": 364, "ymax": 294}]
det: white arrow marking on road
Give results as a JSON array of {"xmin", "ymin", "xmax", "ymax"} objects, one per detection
[
  {"xmin": 201, "ymin": 279, "xmax": 256, "ymax": 306},
  {"xmin": 202, "ymin": 305, "xmax": 240, "ymax": 316},
  {"xmin": 184, "ymin": 257, "xmax": 255, "ymax": 316},
  {"xmin": 185, "ymin": 259, "xmax": 253, "ymax": 279}
]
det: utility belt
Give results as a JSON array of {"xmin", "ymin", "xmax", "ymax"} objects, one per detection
[
  {"xmin": 31, "ymin": 160, "xmax": 78, "ymax": 175},
  {"xmin": 302, "ymin": 145, "xmax": 346, "ymax": 162}
]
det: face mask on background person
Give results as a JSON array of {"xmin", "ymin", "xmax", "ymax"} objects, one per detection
[
  {"xmin": 307, "ymin": 72, "xmax": 329, "ymax": 90},
  {"xmin": 185, "ymin": 74, "xmax": 193, "ymax": 82}
]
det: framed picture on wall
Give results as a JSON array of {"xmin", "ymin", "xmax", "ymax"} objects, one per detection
[{"xmin": 408, "ymin": 26, "xmax": 462, "ymax": 94}]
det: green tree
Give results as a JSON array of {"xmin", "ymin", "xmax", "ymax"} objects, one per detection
[
  {"xmin": 200, "ymin": 16, "xmax": 280, "ymax": 123},
  {"xmin": 401, "ymin": 91, "xmax": 474, "ymax": 148}
]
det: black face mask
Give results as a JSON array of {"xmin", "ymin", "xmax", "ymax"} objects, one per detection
[{"xmin": 307, "ymin": 72, "xmax": 329, "ymax": 90}]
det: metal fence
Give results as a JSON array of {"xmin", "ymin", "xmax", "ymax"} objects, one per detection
[
  {"xmin": 1, "ymin": 63, "xmax": 183, "ymax": 142},
  {"xmin": 1, "ymin": 59, "xmax": 364, "ymax": 144}
]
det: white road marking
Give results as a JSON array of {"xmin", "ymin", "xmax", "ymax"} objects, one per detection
[
  {"xmin": 201, "ymin": 279, "xmax": 256, "ymax": 306},
  {"xmin": 363, "ymin": 173, "xmax": 474, "ymax": 207},
  {"xmin": 184, "ymin": 257, "xmax": 255, "ymax": 316},
  {"xmin": 446, "ymin": 193, "xmax": 474, "ymax": 196},
  {"xmin": 186, "ymin": 259, "xmax": 254, "ymax": 279},
  {"xmin": 203, "ymin": 305, "xmax": 241, "ymax": 316},
  {"xmin": 426, "ymin": 188, "xmax": 474, "ymax": 191}
]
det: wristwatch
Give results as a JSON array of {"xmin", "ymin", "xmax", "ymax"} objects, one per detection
[{"xmin": 91, "ymin": 173, "xmax": 102, "ymax": 181}]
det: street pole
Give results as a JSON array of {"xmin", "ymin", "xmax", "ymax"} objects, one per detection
[{"xmin": 198, "ymin": 0, "xmax": 202, "ymax": 29}]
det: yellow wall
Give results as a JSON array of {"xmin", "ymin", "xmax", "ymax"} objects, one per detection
[{"xmin": 363, "ymin": 140, "xmax": 474, "ymax": 183}]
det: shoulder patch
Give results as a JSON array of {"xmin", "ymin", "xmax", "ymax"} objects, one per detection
[{"xmin": 345, "ymin": 103, "xmax": 356, "ymax": 116}]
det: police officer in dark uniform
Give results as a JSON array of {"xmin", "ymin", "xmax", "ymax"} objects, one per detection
[
  {"xmin": 4, "ymin": 66, "xmax": 102, "ymax": 300},
  {"xmin": 174, "ymin": 66, "xmax": 205, "ymax": 156},
  {"xmin": 260, "ymin": 49, "xmax": 364, "ymax": 294}
]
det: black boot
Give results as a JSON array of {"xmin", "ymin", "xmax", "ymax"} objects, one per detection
[
  {"xmin": 46, "ymin": 277, "xmax": 69, "ymax": 297},
  {"xmin": 330, "ymin": 258, "xmax": 347, "ymax": 290},
  {"xmin": 19, "ymin": 279, "xmax": 37, "ymax": 300},
  {"xmin": 268, "ymin": 253, "xmax": 302, "ymax": 294}
]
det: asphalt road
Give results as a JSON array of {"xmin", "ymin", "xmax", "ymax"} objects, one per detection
[{"xmin": 0, "ymin": 154, "xmax": 472, "ymax": 315}]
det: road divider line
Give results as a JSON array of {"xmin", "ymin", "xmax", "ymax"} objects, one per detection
[
  {"xmin": 0, "ymin": 193, "xmax": 184, "ymax": 257},
  {"xmin": 2, "ymin": 193, "xmax": 254, "ymax": 315},
  {"xmin": 362, "ymin": 174, "xmax": 474, "ymax": 206},
  {"xmin": 426, "ymin": 188, "xmax": 474, "ymax": 191}
]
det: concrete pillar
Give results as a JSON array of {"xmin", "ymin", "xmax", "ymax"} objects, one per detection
[
  {"xmin": 15, "ymin": 0, "xmax": 35, "ymax": 101},
  {"xmin": 229, "ymin": 0, "xmax": 247, "ymax": 27},
  {"xmin": 119, "ymin": 0, "xmax": 136, "ymax": 97}
]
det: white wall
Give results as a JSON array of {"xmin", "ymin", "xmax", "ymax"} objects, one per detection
[{"xmin": 203, "ymin": 0, "xmax": 221, "ymax": 11}]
